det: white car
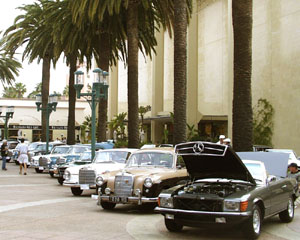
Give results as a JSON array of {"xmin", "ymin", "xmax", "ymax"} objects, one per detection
[
  {"xmin": 266, "ymin": 149, "xmax": 300, "ymax": 167},
  {"xmin": 63, "ymin": 148, "xmax": 137, "ymax": 196}
]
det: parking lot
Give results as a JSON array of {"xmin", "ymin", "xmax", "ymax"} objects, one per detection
[{"xmin": 0, "ymin": 162, "xmax": 300, "ymax": 240}]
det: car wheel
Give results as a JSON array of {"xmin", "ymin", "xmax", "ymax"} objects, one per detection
[
  {"xmin": 35, "ymin": 168, "xmax": 43, "ymax": 173},
  {"xmin": 243, "ymin": 204, "xmax": 261, "ymax": 239},
  {"xmin": 58, "ymin": 177, "xmax": 64, "ymax": 185},
  {"xmin": 71, "ymin": 187, "xmax": 83, "ymax": 196},
  {"xmin": 100, "ymin": 201, "xmax": 116, "ymax": 210},
  {"xmin": 165, "ymin": 218, "xmax": 183, "ymax": 232},
  {"xmin": 279, "ymin": 197, "xmax": 294, "ymax": 223},
  {"xmin": 49, "ymin": 172, "xmax": 54, "ymax": 178},
  {"xmin": 15, "ymin": 161, "xmax": 20, "ymax": 165}
]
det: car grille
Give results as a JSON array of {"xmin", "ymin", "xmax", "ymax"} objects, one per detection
[
  {"xmin": 79, "ymin": 169, "xmax": 96, "ymax": 185},
  {"xmin": 114, "ymin": 175, "xmax": 134, "ymax": 196},
  {"xmin": 39, "ymin": 157, "xmax": 48, "ymax": 167},
  {"xmin": 56, "ymin": 158, "xmax": 66, "ymax": 165},
  {"xmin": 58, "ymin": 167, "xmax": 66, "ymax": 177},
  {"xmin": 174, "ymin": 197, "xmax": 223, "ymax": 212}
]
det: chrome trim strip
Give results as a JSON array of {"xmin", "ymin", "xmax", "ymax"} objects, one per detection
[{"xmin": 154, "ymin": 207, "xmax": 251, "ymax": 216}]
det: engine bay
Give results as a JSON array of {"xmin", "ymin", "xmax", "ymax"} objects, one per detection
[{"xmin": 177, "ymin": 181, "xmax": 251, "ymax": 198}]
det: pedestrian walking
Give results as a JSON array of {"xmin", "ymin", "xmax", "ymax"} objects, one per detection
[
  {"xmin": 16, "ymin": 138, "xmax": 29, "ymax": 175},
  {"xmin": 1, "ymin": 140, "xmax": 8, "ymax": 171}
]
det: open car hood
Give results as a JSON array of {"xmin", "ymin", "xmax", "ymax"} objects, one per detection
[{"xmin": 175, "ymin": 142, "xmax": 256, "ymax": 184}]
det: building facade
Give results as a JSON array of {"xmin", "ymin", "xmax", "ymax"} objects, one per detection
[
  {"xmin": 106, "ymin": 0, "xmax": 300, "ymax": 153},
  {"xmin": 0, "ymin": 98, "xmax": 90, "ymax": 142}
]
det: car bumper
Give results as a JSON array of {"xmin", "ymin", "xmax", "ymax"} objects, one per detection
[
  {"xmin": 155, "ymin": 207, "xmax": 251, "ymax": 226},
  {"xmin": 98, "ymin": 194, "xmax": 158, "ymax": 205},
  {"xmin": 63, "ymin": 182, "xmax": 96, "ymax": 189}
]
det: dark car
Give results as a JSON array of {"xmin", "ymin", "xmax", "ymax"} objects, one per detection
[{"xmin": 155, "ymin": 142, "xmax": 298, "ymax": 239}]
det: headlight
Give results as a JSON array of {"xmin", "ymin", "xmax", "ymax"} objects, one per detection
[
  {"xmin": 223, "ymin": 200, "xmax": 240, "ymax": 212},
  {"xmin": 96, "ymin": 176, "xmax": 104, "ymax": 186},
  {"xmin": 64, "ymin": 170, "xmax": 71, "ymax": 180},
  {"xmin": 144, "ymin": 178, "xmax": 153, "ymax": 188},
  {"xmin": 105, "ymin": 188, "xmax": 111, "ymax": 195},
  {"xmin": 158, "ymin": 194, "xmax": 173, "ymax": 208}
]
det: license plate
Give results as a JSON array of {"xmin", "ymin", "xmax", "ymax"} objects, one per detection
[
  {"xmin": 80, "ymin": 184, "xmax": 90, "ymax": 190},
  {"xmin": 39, "ymin": 167, "xmax": 44, "ymax": 170},
  {"xmin": 109, "ymin": 196, "xmax": 128, "ymax": 203}
]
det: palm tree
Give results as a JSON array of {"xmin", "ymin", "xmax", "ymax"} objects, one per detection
[
  {"xmin": 4, "ymin": 1, "xmax": 56, "ymax": 142},
  {"xmin": 70, "ymin": 0, "xmax": 177, "ymax": 148},
  {"xmin": 232, "ymin": 1, "xmax": 253, "ymax": 151},
  {"xmin": 0, "ymin": 37, "xmax": 22, "ymax": 85},
  {"xmin": 173, "ymin": 0, "xmax": 188, "ymax": 144},
  {"xmin": 2, "ymin": 82, "xmax": 26, "ymax": 98},
  {"xmin": 27, "ymin": 82, "xmax": 42, "ymax": 98}
]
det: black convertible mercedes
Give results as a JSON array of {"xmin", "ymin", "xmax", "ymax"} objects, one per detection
[{"xmin": 155, "ymin": 142, "xmax": 298, "ymax": 239}]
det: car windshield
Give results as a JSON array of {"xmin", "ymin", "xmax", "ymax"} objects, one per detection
[
  {"xmin": 80, "ymin": 152, "xmax": 92, "ymax": 161},
  {"xmin": 244, "ymin": 162, "xmax": 265, "ymax": 183},
  {"xmin": 126, "ymin": 152, "xmax": 174, "ymax": 168},
  {"xmin": 28, "ymin": 142, "xmax": 40, "ymax": 151},
  {"xmin": 35, "ymin": 144, "xmax": 46, "ymax": 151},
  {"xmin": 51, "ymin": 146, "xmax": 69, "ymax": 154},
  {"xmin": 94, "ymin": 151, "xmax": 129, "ymax": 164},
  {"xmin": 68, "ymin": 147, "xmax": 87, "ymax": 154}
]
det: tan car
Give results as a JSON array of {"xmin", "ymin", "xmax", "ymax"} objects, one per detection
[{"xmin": 95, "ymin": 148, "xmax": 188, "ymax": 209}]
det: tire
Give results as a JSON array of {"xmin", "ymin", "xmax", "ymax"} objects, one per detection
[
  {"xmin": 58, "ymin": 177, "xmax": 64, "ymax": 185},
  {"xmin": 71, "ymin": 187, "xmax": 83, "ymax": 196},
  {"xmin": 165, "ymin": 218, "xmax": 183, "ymax": 232},
  {"xmin": 243, "ymin": 205, "xmax": 262, "ymax": 239},
  {"xmin": 49, "ymin": 172, "xmax": 54, "ymax": 178},
  {"xmin": 100, "ymin": 201, "xmax": 116, "ymax": 210},
  {"xmin": 35, "ymin": 168, "xmax": 43, "ymax": 173},
  {"xmin": 279, "ymin": 197, "xmax": 294, "ymax": 223},
  {"xmin": 15, "ymin": 161, "xmax": 20, "ymax": 165}
]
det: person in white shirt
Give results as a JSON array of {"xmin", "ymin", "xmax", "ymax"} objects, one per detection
[
  {"xmin": 16, "ymin": 138, "xmax": 29, "ymax": 175},
  {"xmin": 216, "ymin": 135, "xmax": 225, "ymax": 144}
]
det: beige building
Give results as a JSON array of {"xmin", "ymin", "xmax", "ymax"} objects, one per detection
[
  {"xmin": 106, "ymin": 0, "xmax": 300, "ymax": 153},
  {"xmin": 0, "ymin": 98, "xmax": 90, "ymax": 142}
]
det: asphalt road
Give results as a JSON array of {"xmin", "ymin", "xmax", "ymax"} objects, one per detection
[{"xmin": 1, "ymin": 162, "xmax": 300, "ymax": 240}]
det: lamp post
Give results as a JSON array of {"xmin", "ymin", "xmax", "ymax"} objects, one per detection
[
  {"xmin": 35, "ymin": 94, "xmax": 58, "ymax": 154},
  {"xmin": 74, "ymin": 68, "xmax": 109, "ymax": 160},
  {"xmin": 0, "ymin": 106, "xmax": 14, "ymax": 139}
]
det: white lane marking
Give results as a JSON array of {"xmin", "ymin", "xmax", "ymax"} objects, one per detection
[
  {"xmin": 0, "ymin": 175, "xmax": 45, "ymax": 178},
  {"xmin": 0, "ymin": 184, "xmax": 53, "ymax": 188},
  {"xmin": 126, "ymin": 214, "xmax": 165, "ymax": 240},
  {"xmin": 0, "ymin": 198, "xmax": 79, "ymax": 213}
]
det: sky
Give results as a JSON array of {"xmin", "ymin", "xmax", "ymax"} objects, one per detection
[{"xmin": 0, "ymin": 0, "xmax": 69, "ymax": 96}]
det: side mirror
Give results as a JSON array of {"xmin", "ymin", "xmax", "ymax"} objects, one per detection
[{"xmin": 267, "ymin": 175, "xmax": 276, "ymax": 184}]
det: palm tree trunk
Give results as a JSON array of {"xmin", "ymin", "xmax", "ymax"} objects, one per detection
[
  {"xmin": 173, "ymin": 0, "xmax": 187, "ymax": 144},
  {"xmin": 127, "ymin": 0, "xmax": 140, "ymax": 148},
  {"xmin": 232, "ymin": 1, "xmax": 253, "ymax": 151},
  {"xmin": 97, "ymin": 33, "xmax": 110, "ymax": 142},
  {"xmin": 67, "ymin": 54, "xmax": 77, "ymax": 145},
  {"xmin": 41, "ymin": 56, "xmax": 50, "ymax": 142}
]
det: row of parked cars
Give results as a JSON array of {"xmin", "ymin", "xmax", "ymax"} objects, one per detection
[{"xmin": 16, "ymin": 140, "xmax": 300, "ymax": 240}]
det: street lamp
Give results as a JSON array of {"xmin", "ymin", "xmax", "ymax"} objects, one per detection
[
  {"xmin": 74, "ymin": 68, "xmax": 109, "ymax": 160},
  {"xmin": 35, "ymin": 94, "xmax": 58, "ymax": 154},
  {"xmin": 0, "ymin": 106, "xmax": 14, "ymax": 139}
]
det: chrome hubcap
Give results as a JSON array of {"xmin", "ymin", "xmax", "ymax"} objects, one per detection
[
  {"xmin": 253, "ymin": 209, "xmax": 261, "ymax": 234},
  {"xmin": 288, "ymin": 199, "xmax": 294, "ymax": 217}
]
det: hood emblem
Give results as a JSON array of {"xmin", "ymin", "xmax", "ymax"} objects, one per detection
[{"xmin": 193, "ymin": 143, "xmax": 204, "ymax": 154}]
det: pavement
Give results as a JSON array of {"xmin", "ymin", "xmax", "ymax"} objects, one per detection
[{"xmin": 0, "ymin": 161, "xmax": 300, "ymax": 240}]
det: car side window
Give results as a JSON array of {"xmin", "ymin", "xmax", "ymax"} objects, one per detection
[{"xmin": 176, "ymin": 155, "xmax": 186, "ymax": 168}]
